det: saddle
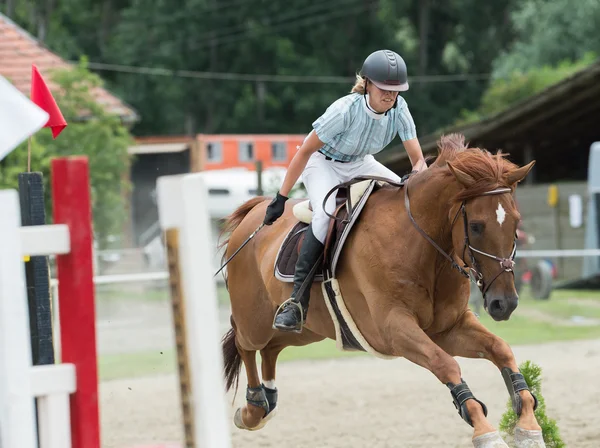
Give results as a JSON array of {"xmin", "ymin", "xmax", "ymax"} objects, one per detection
[
  {"xmin": 274, "ymin": 177, "xmax": 372, "ymax": 282},
  {"xmin": 273, "ymin": 174, "xmax": 409, "ymax": 355}
]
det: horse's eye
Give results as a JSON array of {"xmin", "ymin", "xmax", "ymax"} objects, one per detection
[{"xmin": 469, "ymin": 222, "xmax": 485, "ymax": 235}]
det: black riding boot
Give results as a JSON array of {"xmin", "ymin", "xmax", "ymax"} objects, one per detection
[{"xmin": 273, "ymin": 225, "xmax": 324, "ymax": 332}]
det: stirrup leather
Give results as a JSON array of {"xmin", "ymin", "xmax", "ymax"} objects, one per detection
[{"xmin": 272, "ymin": 298, "xmax": 305, "ymax": 333}]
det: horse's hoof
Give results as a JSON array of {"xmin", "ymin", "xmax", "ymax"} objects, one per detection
[
  {"xmin": 233, "ymin": 407, "xmax": 277, "ymax": 431},
  {"xmin": 514, "ymin": 427, "xmax": 546, "ymax": 448},
  {"xmin": 473, "ymin": 431, "xmax": 509, "ymax": 448},
  {"xmin": 234, "ymin": 408, "xmax": 251, "ymax": 430},
  {"xmin": 252, "ymin": 407, "xmax": 278, "ymax": 431}
]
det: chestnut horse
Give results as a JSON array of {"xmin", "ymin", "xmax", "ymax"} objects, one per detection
[{"xmin": 219, "ymin": 134, "xmax": 543, "ymax": 447}]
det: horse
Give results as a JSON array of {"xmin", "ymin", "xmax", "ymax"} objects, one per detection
[{"xmin": 219, "ymin": 134, "xmax": 543, "ymax": 447}]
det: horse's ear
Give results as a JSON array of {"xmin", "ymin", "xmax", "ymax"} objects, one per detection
[
  {"xmin": 447, "ymin": 162, "xmax": 476, "ymax": 188},
  {"xmin": 505, "ymin": 161, "xmax": 535, "ymax": 186}
]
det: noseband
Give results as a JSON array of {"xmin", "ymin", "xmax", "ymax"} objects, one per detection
[{"xmin": 404, "ymin": 181, "xmax": 516, "ymax": 302}]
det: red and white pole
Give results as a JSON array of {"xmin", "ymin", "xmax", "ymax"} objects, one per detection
[{"xmin": 51, "ymin": 156, "xmax": 100, "ymax": 448}]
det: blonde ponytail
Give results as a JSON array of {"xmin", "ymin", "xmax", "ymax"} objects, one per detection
[{"xmin": 351, "ymin": 74, "xmax": 366, "ymax": 94}]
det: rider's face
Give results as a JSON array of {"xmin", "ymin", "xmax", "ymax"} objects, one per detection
[{"xmin": 367, "ymin": 82, "xmax": 399, "ymax": 113}]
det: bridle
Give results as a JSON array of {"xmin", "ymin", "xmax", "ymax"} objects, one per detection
[{"xmin": 404, "ymin": 180, "xmax": 517, "ymax": 302}]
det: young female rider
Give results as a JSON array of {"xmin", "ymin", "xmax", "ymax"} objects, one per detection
[{"xmin": 263, "ymin": 49, "xmax": 428, "ymax": 333}]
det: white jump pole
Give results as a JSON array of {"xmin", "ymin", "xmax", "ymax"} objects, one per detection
[
  {"xmin": 157, "ymin": 173, "xmax": 231, "ymax": 448},
  {"xmin": 0, "ymin": 190, "xmax": 39, "ymax": 448}
]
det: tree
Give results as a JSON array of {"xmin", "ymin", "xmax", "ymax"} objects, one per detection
[
  {"xmin": 455, "ymin": 53, "xmax": 596, "ymax": 125},
  {"xmin": 4, "ymin": 0, "xmax": 522, "ymax": 137},
  {"xmin": 492, "ymin": 0, "xmax": 600, "ymax": 78},
  {"xmin": 0, "ymin": 59, "xmax": 133, "ymax": 249},
  {"xmin": 377, "ymin": 0, "xmax": 517, "ymax": 135}
]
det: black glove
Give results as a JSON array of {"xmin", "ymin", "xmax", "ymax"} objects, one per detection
[{"xmin": 264, "ymin": 192, "xmax": 289, "ymax": 225}]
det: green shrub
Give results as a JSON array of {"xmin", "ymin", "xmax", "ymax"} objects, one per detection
[{"xmin": 499, "ymin": 361, "xmax": 565, "ymax": 448}]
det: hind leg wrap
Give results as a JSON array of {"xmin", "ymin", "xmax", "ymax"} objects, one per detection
[
  {"xmin": 246, "ymin": 385, "xmax": 269, "ymax": 416},
  {"xmin": 501, "ymin": 367, "xmax": 538, "ymax": 416},
  {"xmin": 262, "ymin": 384, "xmax": 278, "ymax": 416},
  {"xmin": 447, "ymin": 379, "xmax": 488, "ymax": 427}
]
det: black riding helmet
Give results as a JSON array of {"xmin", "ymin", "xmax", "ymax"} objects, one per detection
[{"xmin": 360, "ymin": 49, "xmax": 409, "ymax": 92}]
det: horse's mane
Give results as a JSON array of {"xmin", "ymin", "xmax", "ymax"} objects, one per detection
[{"xmin": 431, "ymin": 133, "xmax": 519, "ymax": 202}]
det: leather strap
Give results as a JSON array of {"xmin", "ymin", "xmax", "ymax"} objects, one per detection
[
  {"xmin": 246, "ymin": 385, "xmax": 269, "ymax": 415},
  {"xmin": 447, "ymin": 379, "xmax": 488, "ymax": 427},
  {"xmin": 321, "ymin": 174, "xmax": 407, "ymax": 222},
  {"xmin": 404, "ymin": 181, "xmax": 470, "ymax": 278},
  {"xmin": 319, "ymin": 150, "xmax": 348, "ymax": 163},
  {"xmin": 262, "ymin": 384, "xmax": 278, "ymax": 415},
  {"xmin": 501, "ymin": 367, "xmax": 538, "ymax": 416}
]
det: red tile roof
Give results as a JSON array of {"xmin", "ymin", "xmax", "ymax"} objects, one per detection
[{"xmin": 0, "ymin": 13, "xmax": 138, "ymax": 122}]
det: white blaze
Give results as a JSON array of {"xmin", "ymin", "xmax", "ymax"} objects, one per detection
[{"xmin": 496, "ymin": 203, "xmax": 506, "ymax": 226}]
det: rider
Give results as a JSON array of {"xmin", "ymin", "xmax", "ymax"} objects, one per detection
[{"xmin": 263, "ymin": 49, "xmax": 428, "ymax": 332}]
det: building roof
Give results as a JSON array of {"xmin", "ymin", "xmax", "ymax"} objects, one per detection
[
  {"xmin": 0, "ymin": 13, "xmax": 138, "ymax": 122},
  {"xmin": 129, "ymin": 134, "xmax": 307, "ymax": 155},
  {"xmin": 128, "ymin": 135, "xmax": 193, "ymax": 155},
  {"xmin": 380, "ymin": 59, "xmax": 600, "ymax": 181}
]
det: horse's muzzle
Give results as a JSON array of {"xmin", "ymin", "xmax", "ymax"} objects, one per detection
[{"xmin": 486, "ymin": 294, "xmax": 518, "ymax": 321}]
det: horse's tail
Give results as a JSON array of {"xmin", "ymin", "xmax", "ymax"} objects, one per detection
[
  {"xmin": 217, "ymin": 196, "xmax": 267, "ymax": 286},
  {"xmin": 218, "ymin": 196, "xmax": 267, "ymax": 252},
  {"xmin": 222, "ymin": 327, "xmax": 242, "ymax": 394},
  {"xmin": 218, "ymin": 198, "xmax": 266, "ymax": 397}
]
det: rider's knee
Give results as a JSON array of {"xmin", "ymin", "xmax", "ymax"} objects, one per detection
[{"xmin": 310, "ymin": 216, "xmax": 329, "ymax": 243}]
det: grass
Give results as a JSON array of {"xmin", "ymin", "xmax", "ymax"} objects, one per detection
[
  {"xmin": 98, "ymin": 287, "xmax": 600, "ymax": 381},
  {"xmin": 95, "ymin": 285, "xmax": 169, "ymax": 302},
  {"xmin": 517, "ymin": 288, "xmax": 600, "ymax": 320},
  {"xmin": 277, "ymin": 339, "xmax": 366, "ymax": 363},
  {"xmin": 478, "ymin": 313, "xmax": 600, "ymax": 345},
  {"xmin": 99, "ymin": 350, "xmax": 177, "ymax": 381},
  {"xmin": 98, "ymin": 339, "xmax": 365, "ymax": 382},
  {"xmin": 96, "ymin": 283, "xmax": 231, "ymax": 305}
]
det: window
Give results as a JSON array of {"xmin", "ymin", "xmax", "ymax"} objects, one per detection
[
  {"xmin": 272, "ymin": 142, "xmax": 287, "ymax": 161},
  {"xmin": 206, "ymin": 142, "xmax": 222, "ymax": 163},
  {"xmin": 209, "ymin": 188, "xmax": 230, "ymax": 195},
  {"xmin": 239, "ymin": 142, "xmax": 254, "ymax": 162}
]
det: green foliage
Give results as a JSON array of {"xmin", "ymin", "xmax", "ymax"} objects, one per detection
[
  {"xmin": 0, "ymin": 59, "xmax": 133, "ymax": 249},
  {"xmin": 9, "ymin": 0, "xmax": 600, "ymax": 158},
  {"xmin": 493, "ymin": 0, "xmax": 600, "ymax": 78},
  {"xmin": 499, "ymin": 361, "xmax": 565, "ymax": 448},
  {"xmin": 6, "ymin": 0, "xmax": 520, "ymax": 138},
  {"xmin": 455, "ymin": 53, "xmax": 596, "ymax": 125}
]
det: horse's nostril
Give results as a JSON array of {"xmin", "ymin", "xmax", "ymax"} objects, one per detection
[{"xmin": 489, "ymin": 299, "xmax": 504, "ymax": 314}]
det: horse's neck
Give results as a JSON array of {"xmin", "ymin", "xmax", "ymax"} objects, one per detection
[
  {"xmin": 408, "ymin": 172, "xmax": 459, "ymax": 248},
  {"xmin": 407, "ymin": 173, "xmax": 468, "ymax": 312}
]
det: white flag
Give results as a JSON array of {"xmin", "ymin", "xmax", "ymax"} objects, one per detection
[{"xmin": 0, "ymin": 75, "xmax": 49, "ymax": 161}]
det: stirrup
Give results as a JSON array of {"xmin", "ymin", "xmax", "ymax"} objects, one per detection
[{"xmin": 272, "ymin": 298, "xmax": 305, "ymax": 333}]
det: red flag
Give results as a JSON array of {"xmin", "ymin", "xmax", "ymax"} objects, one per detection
[{"xmin": 30, "ymin": 64, "xmax": 67, "ymax": 138}]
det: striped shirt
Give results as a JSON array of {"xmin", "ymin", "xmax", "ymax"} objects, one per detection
[{"xmin": 312, "ymin": 93, "xmax": 417, "ymax": 162}]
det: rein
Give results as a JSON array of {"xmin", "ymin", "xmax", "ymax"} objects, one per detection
[
  {"xmin": 404, "ymin": 179, "xmax": 516, "ymax": 299},
  {"xmin": 322, "ymin": 174, "xmax": 408, "ymax": 222}
]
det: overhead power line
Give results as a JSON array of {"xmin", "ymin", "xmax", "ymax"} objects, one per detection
[
  {"xmin": 190, "ymin": 0, "xmax": 365, "ymax": 47},
  {"xmin": 189, "ymin": 1, "xmax": 376, "ymax": 50},
  {"xmin": 81, "ymin": 61, "xmax": 491, "ymax": 84}
]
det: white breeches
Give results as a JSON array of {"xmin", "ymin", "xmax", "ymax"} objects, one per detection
[{"xmin": 301, "ymin": 152, "xmax": 402, "ymax": 243}]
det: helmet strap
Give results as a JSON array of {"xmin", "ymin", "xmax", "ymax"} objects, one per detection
[{"xmin": 384, "ymin": 95, "xmax": 398, "ymax": 116}]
